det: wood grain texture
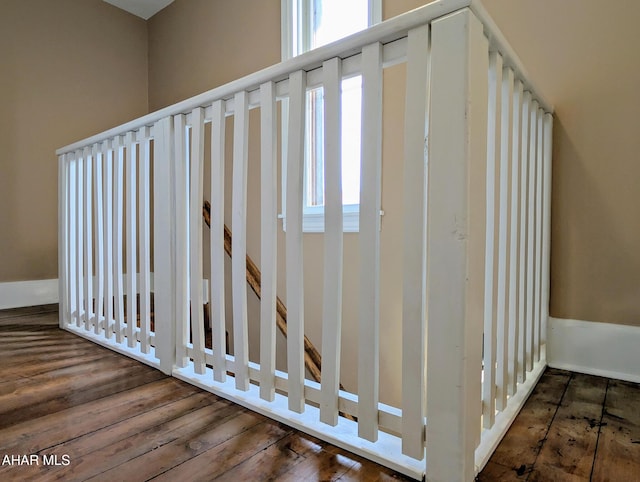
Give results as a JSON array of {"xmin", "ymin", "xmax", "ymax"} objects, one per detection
[
  {"xmin": 479, "ymin": 368, "xmax": 570, "ymax": 480},
  {"xmin": 0, "ymin": 305, "xmax": 406, "ymax": 481},
  {"xmin": 479, "ymin": 368, "xmax": 640, "ymax": 482},
  {"xmin": 527, "ymin": 373, "xmax": 607, "ymax": 481},
  {"xmin": 591, "ymin": 379, "xmax": 640, "ymax": 481}
]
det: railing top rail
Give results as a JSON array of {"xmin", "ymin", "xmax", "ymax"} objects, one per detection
[
  {"xmin": 56, "ymin": 0, "xmax": 552, "ymax": 155},
  {"xmin": 469, "ymin": 0, "xmax": 552, "ymax": 113}
]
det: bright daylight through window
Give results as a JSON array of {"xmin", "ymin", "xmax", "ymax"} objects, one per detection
[{"xmin": 283, "ymin": 0, "xmax": 380, "ymax": 232}]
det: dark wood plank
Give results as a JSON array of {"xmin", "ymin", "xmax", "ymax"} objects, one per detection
[
  {"xmin": 0, "ymin": 351, "xmax": 112, "ymax": 381},
  {"xmin": 477, "ymin": 460, "xmax": 529, "ymax": 481},
  {"xmin": 527, "ymin": 373, "xmax": 608, "ymax": 481},
  {"xmin": 0, "ymin": 304, "xmax": 57, "ymax": 320},
  {"xmin": 44, "ymin": 392, "xmax": 218, "ymax": 460},
  {"xmin": 0, "ymin": 378, "xmax": 199, "ymax": 455},
  {"xmin": 276, "ymin": 442, "xmax": 359, "ymax": 482},
  {"xmin": 211, "ymin": 432, "xmax": 321, "ymax": 482},
  {"xmin": 335, "ymin": 447, "xmax": 415, "ymax": 481},
  {"xmin": 17, "ymin": 397, "xmax": 237, "ymax": 481},
  {"xmin": 591, "ymin": 379, "xmax": 640, "ymax": 481},
  {"xmin": 0, "ymin": 362, "xmax": 166, "ymax": 430},
  {"xmin": 339, "ymin": 466, "xmax": 415, "ymax": 481},
  {"xmin": 479, "ymin": 368, "xmax": 571, "ymax": 479},
  {"xmin": 151, "ymin": 421, "xmax": 291, "ymax": 481},
  {"xmin": 91, "ymin": 411, "xmax": 278, "ymax": 481}
]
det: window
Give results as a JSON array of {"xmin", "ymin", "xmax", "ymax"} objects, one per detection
[{"xmin": 282, "ymin": 0, "xmax": 381, "ymax": 232}]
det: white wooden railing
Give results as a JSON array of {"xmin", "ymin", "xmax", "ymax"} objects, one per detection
[{"xmin": 57, "ymin": 1, "xmax": 553, "ymax": 480}]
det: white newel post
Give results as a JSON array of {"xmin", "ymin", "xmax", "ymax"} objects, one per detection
[
  {"xmin": 153, "ymin": 117, "xmax": 176, "ymax": 375},
  {"xmin": 426, "ymin": 9, "xmax": 488, "ymax": 482}
]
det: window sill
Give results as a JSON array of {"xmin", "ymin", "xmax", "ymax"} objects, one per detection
[
  {"xmin": 302, "ymin": 210, "xmax": 359, "ymax": 233},
  {"xmin": 280, "ymin": 207, "xmax": 384, "ymax": 233}
]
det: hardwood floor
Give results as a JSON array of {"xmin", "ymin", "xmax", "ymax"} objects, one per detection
[
  {"xmin": 0, "ymin": 305, "xmax": 409, "ymax": 481},
  {"xmin": 478, "ymin": 368, "xmax": 640, "ymax": 481},
  {"xmin": 3, "ymin": 305, "xmax": 639, "ymax": 481}
]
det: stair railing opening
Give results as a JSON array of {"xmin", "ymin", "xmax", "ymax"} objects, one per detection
[{"xmin": 57, "ymin": 1, "xmax": 553, "ymax": 480}]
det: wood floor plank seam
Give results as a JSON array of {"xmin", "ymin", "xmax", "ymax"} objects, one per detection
[
  {"xmin": 81, "ymin": 405, "xmax": 259, "ymax": 481},
  {"xmin": 28, "ymin": 397, "xmax": 233, "ymax": 480},
  {"xmin": 0, "ymin": 368, "xmax": 167, "ymax": 431},
  {"xmin": 0, "ymin": 379, "xmax": 200, "ymax": 454},
  {"xmin": 0, "ymin": 306, "xmax": 58, "ymax": 320},
  {"xmin": 24, "ymin": 387, "xmax": 207, "ymax": 455},
  {"xmin": 144, "ymin": 420, "xmax": 293, "ymax": 482},
  {"xmin": 523, "ymin": 372, "xmax": 573, "ymax": 481},
  {"xmin": 51, "ymin": 392, "xmax": 219, "ymax": 451},
  {"xmin": 8, "ymin": 398, "xmax": 235, "ymax": 481},
  {"xmin": 201, "ymin": 425, "xmax": 296, "ymax": 481},
  {"xmin": 145, "ymin": 421, "xmax": 292, "ymax": 482},
  {"xmin": 588, "ymin": 379, "xmax": 609, "ymax": 482},
  {"xmin": 206, "ymin": 432, "xmax": 320, "ymax": 482}
]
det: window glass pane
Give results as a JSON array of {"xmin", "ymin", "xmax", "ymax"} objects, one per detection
[
  {"xmin": 312, "ymin": 0, "xmax": 368, "ymax": 48},
  {"xmin": 341, "ymin": 75, "xmax": 361, "ymax": 205},
  {"xmin": 305, "ymin": 87, "xmax": 324, "ymax": 207},
  {"xmin": 303, "ymin": 0, "xmax": 367, "ymax": 211}
]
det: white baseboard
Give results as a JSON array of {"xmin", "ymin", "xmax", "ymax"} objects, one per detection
[
  {"xmin": 548, "ymin": 317, "xmax": 640, "ymax": 384},
  {"xmin": 0, "ymin": 279, "xmax": 59, "ymax": 310}
]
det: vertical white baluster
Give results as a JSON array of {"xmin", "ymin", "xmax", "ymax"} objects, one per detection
[
  {"xmin": 359, "ymin": 41, "xmax": 383, "ymax": 443},
  {"xmin": 535, "ymin": 108, "xmax": 544, "ymax": 362},
  {"xmin": 139, "ymin": 128, "xmax": 151, "ymax": 353},
  {"xmin": 286, "ymin": 70, "xmax": 306, "ymax": 413},
  {"xmin": 526, "ymin": 98, "xmax": 538, "ymax": 371},
  {"xmin": 125, "ymin": 132, "xmax": 137, "ymax": 348},
  {"xmin": 114, "ymin": 137, "xmax": 125, "ymax": 343},
  {"xmin": 541, "ymin": 114, "xmax": 553, "ymax": 346},
  {"xmin": 190, "ymin": 107, "xmax": 206, "ymax": 375},
  {"xmin": 153, "ymin": 117, "xmax": 176, "ymax": 374},
  {"xmin": 102, "ymin": 141, "xmax": 114, "ymax": 338},
  {"xmin": 77, "ymin": 150, "xmax": 85, "ymax": 327},
  {"xmin": 83, "ymin": 146, "xmax": 93, "ymax": 330},
  {"xmin": 174, "ymin": 114, "xmax": 190, "ymax": 367},
  {"xmin": 93, "ymin": 144, "xmax": 104, "ymax": 335},
  {"xmin": 68, "ymin": 154, "xmax": 77, "ymax": 325},
  {"xmin": 426, "ymin": 11, "xmax": 488, "ymax": 481},
  {"xmin": 319, "ymin": 57, "xmax": 343, "ymax": 424},
  {"xmin": 76, "ymin": 149, "xmax": 86, "ymax": 327},
  {"xmin": 508, "ymin": 80, "xmax": 523, "ymax": 396},
  {"xmin": 232, "ymin": 92, "xmax": 250, "ymax": 389},
  {"xmin": 210, "ymin": 101, "xmax": 227, "ymax": 382},
  {"xmin": 402, "ymin": 25, "xmax": 429, "ymax": 457},
  {"xmin": 496, "ymin": 64, "xmax": 513, "ymax": 411},
  {"xmin": 518, "ymin": 92, "xmax": 531, "ymax": 382},
  {"xmin": 58, "ymin": 154, "xmax": 68, "ymax": 328},
  {"xmin": 358, "ymin": 43, "xmax": 382, "ymax": 442},
  {"xmin": 75, "ymin": 150, "xmax": 84, "ymax": 327},
  {"xmin": 260, "ymin": 83, "xmax": 278, "ymax": 401},
  {"xmin": 483, "ymin": 51, "xmax": 502, "ymax": 429}
]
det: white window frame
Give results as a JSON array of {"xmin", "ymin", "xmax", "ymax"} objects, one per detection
[{"xmin": 280, "ymin": 0, "xmax": 381, "ymax": 233}]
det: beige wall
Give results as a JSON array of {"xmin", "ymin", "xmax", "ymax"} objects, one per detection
[
  {"xmin": 480, "ymin": 0, "xmax": 640, "ymax": 326},
  {"xmin": 0, "ymin": 0, "xmax": 148, "ymax": 282},
  {"xmin": 147, "ymin": 0, "xmax": 281, "ymax": 110}
]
